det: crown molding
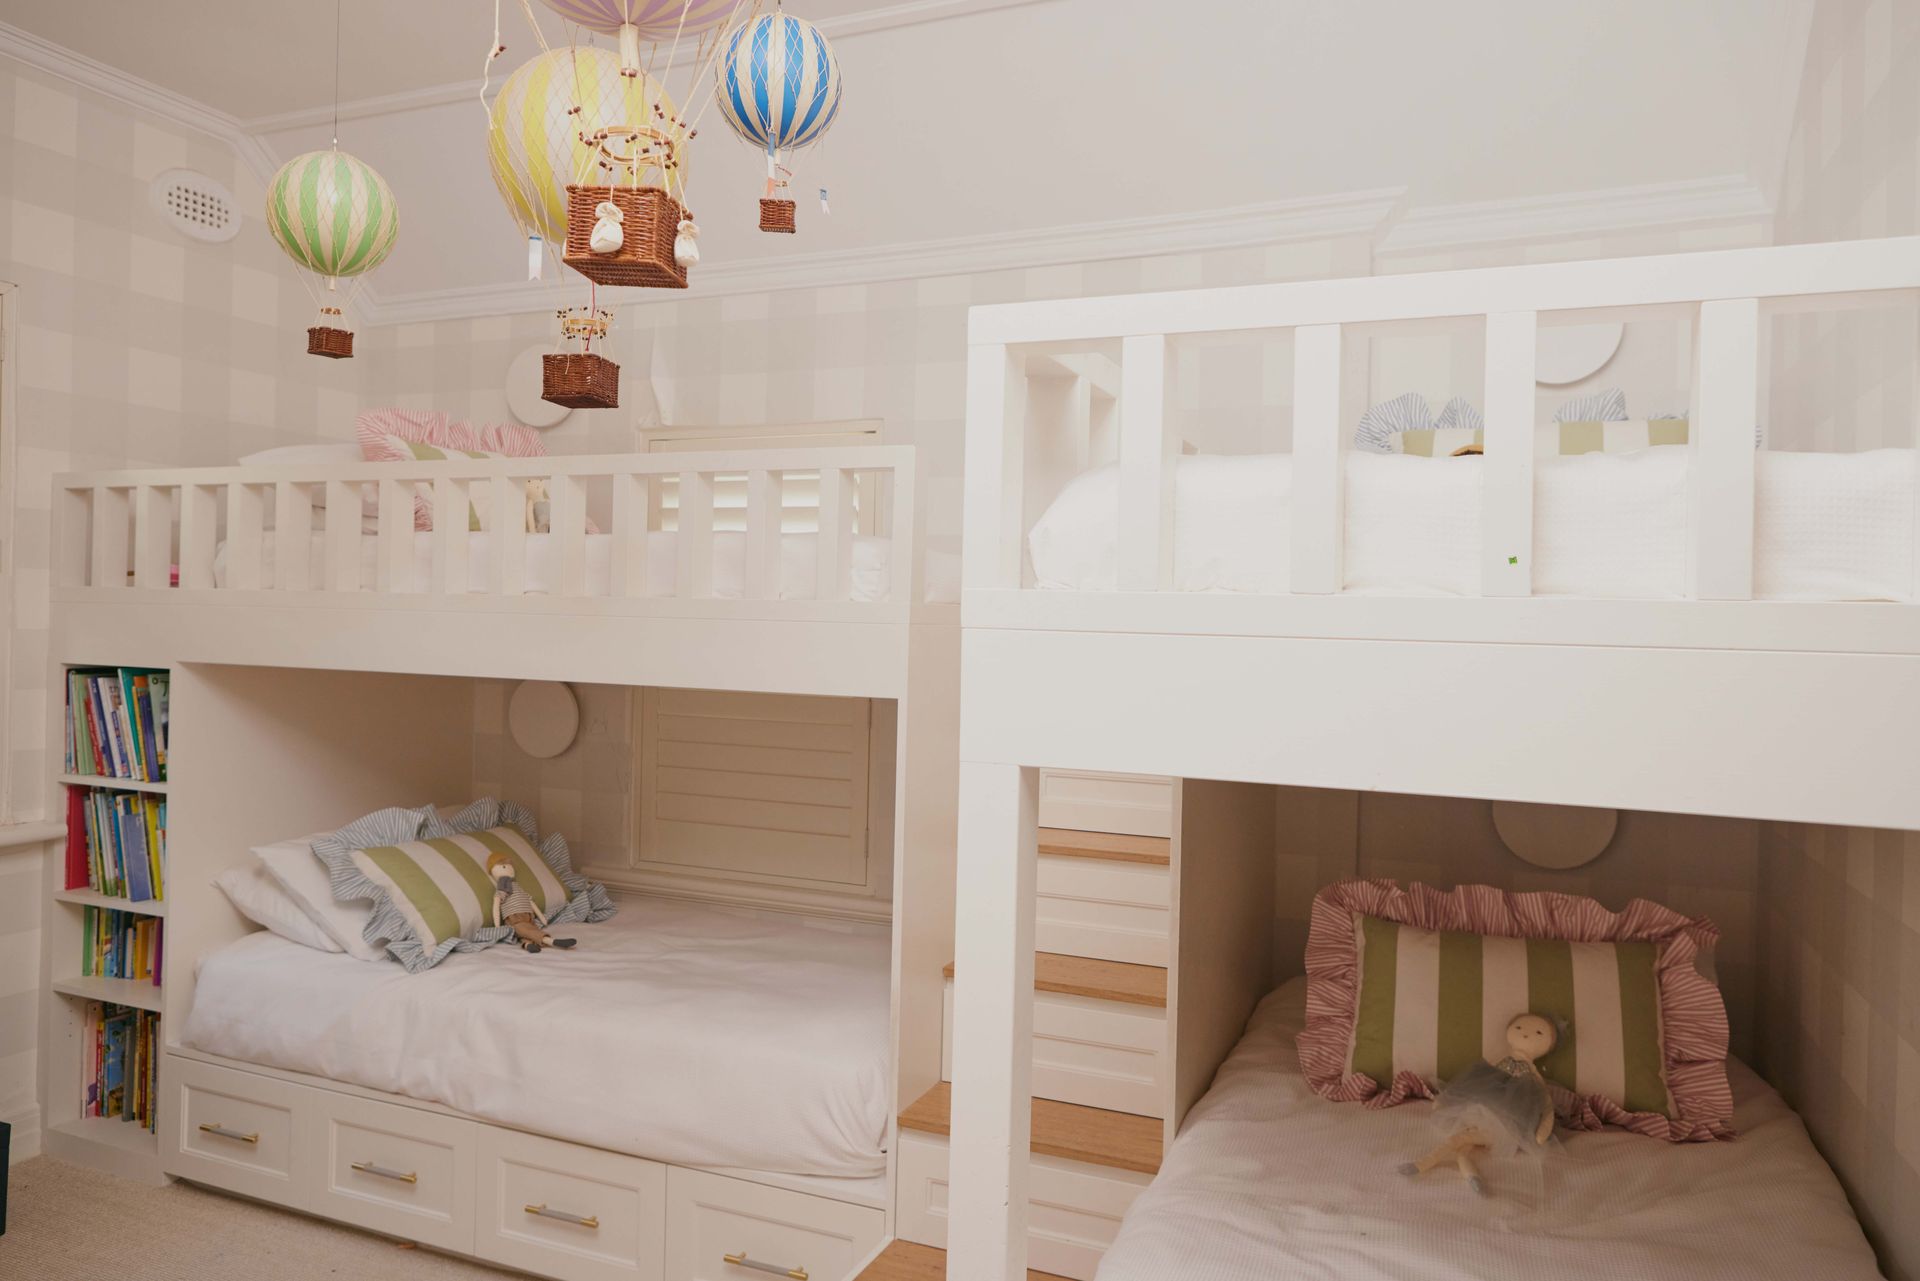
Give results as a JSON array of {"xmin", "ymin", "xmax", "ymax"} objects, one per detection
[
  {"xmin": 242, "ymin": 0, "xmax": 1057, "ymax": 136},
  {"xmin": 361, "ymin": 187, "xmax": 1410, "ymax": 325},
  {"xmin": 0, "ymin": 18, "xmax": 280, "ymax": 185},
  {"xmin": 1376, "ymin": 174, "xmax": 1772, "ymax": 255}
]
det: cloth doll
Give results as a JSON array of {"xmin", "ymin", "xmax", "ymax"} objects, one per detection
[
  {"xmin": 525, "ymin": 478, "xmax": 551, "ymax": 534},
  {"xmin": 488, "ymin": 854, "xmax": 575, "ymax": 953},
  {"xmin": 588, "ymin": 200, "xmax": 624, "ymax": 254},
  {"xmin": 1400, "ymin": 1012, "xmax": 1559, "ymax": 1196}
]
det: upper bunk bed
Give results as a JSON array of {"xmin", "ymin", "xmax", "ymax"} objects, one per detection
[
  {"xmin": 955, "ymin": 237, "xmax": 1920, "ymax": 831},
  {"xmin": 51, "ymin": 438, "xmax": 954, "ymax": 701}
]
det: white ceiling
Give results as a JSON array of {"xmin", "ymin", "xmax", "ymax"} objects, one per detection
[{"xmin": 4, "ymin": 0, "xmax": 1812, "ymax": 310}]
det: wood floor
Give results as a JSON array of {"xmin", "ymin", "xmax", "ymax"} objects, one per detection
[
  {"xmin": 897, "ymin": 1081, "xmax": 1163, "ymax": 1175},
  {"xmin": 854, "ymin": 1240, "xmax": 1073, "ymax": 1281}
]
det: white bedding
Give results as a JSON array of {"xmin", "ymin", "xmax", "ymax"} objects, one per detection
[
  {"xmin": 182, "ymin": 897, "xmax": 891, "ymax": 1178},
  {"xmin": 1096, "ymin": 980, "xmax": 1880, "ymax": 1281},
  {"xmin": 1031, "ymin": 448, "xmax": 1917, "ymax": 600}
]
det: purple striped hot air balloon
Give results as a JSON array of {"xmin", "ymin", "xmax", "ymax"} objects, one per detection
[{"xmin": 537, "ymin": 0, "xmax": 741, "ymax": 76}]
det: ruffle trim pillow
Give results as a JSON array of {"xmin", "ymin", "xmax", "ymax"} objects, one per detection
[
  {"xmin": 313, "ymin": 797, "xmax": 616, "ymax": 973},
  {"xmin": 1298, "ymin": 879, "xmax": 1732, "ymax": 1142}
]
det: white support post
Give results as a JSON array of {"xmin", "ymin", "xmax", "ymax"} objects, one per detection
[
  {"xmin": 963, "ymin": 344, "xmax": 1027, "ymax": 590},
  {"xmin": 888, "ymin": 458, "xmax": 918, "ymax": 603},
  {"xmin": 743, "ymin": 468, "xmax": 782, "ymax": 600},
  {"xmin": 224, "ymin": 483, "xmax": 264, "ymax": 590},
  {"xmin": 177, "ymin": 484, "xmax": 217, "ymax": 590},
  {"xmin": 492, "ymin": 475, "xmax": 526, "ymax": 596},
  {"xmin": 1688, "ymin": 298, "xmax": 1760, "ymax": 600},
  {"xmin": 816, "ymin": 466, "xmax": 854, "ymax": 601},
  {"xmin": 431, "ymin": 477, "xmax": 469, "ymax": 596},
  {"xmin": 1117, "ymin": 333, "xmax": 1175, "ymax": 592},
  {"xmin": 323, "ymin": 480, "xmax": 361, "ymax": 592},
  {"xmin": 675, "ymin": 470, "xmax": 713, "ymax": 600},
  {"xmin": 1481, "ymin": 310, "xmax": 1538, "ymax": 596},
  {"xmin": 89, "ymin": 487, "xmax": 129, "ymax": 590},
  {"xmin": 131, "ymin": 486, "xmax": 171, "ymax": 589},
  {"xmin": 274, "ymin": 481, "xmax": 313, "ymax": 591},
  {"xmin": 377, "ymin": 478, "xmax": 413, "ymax": 593},
  {"xmin": 947, "ymin": 761, "xmax": 1039, "ymax": 1281},
  {"xmin": 1289, "ymin": 324, "xmax": 1345, "ymax": 594},
  {"xmin": 1912, "ymin": 315, "xmax": 1920, "ymax": 603},
  {"xmin": 610, "ymin": 473, "xmax": 648, "ymax": 598},
  {"xmin": 553, "ymin": 474, "xmax": 587, "ymax": 598}
]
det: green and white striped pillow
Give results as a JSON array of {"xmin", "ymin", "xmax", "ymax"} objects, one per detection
[
  {"xmin": 349, "ymin": 825, "xmax": 568, "ymax": 953},
  {"xmin": 1348, "ymin": 914, "xmax": 1671, "ymax": 1117}
]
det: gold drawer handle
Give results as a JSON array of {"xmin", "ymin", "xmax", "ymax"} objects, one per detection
[
  {"xmin": 198, "ymin": 1122, "xmax": 259, "ymax": 1144},
  {"xmin": 723, "ymin": 1253, "xmax": 807, "ymax": 1280},
  {"xmin": 524, "ymin": 1203, "xmax": 600, "ymax": 1229},
  {"xmin": 350, "ymin": 1161, "xmax": 419, "ymax": 1184}
]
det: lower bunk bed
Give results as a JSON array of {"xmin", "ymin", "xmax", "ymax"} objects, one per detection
[
  {"xmin": 1094, "ymin": 978, "xmax": 1881, "ymax": 1281},
  {"xmin": 164, "ymin": 896, "xmax": 892, "ymax": 1281}
]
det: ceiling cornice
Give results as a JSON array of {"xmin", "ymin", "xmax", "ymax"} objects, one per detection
[
  {"xmin": 361, "ymin": 187, "xmax": 1412, "ymax": 325},
  {"xmin": 1377, "ymin": 174, "xmax": 1771, "ymax": 255}
]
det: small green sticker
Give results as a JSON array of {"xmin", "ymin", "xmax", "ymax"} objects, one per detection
[{"xmin": 1508, "ymin": 555, "xmax": 1519, "ymax": 566}]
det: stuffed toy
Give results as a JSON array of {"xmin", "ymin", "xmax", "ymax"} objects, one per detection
[
  {"xmin": 525, "ymin": 478, "xmax": 551, "ymax": 534},
  {"xmin": 488, "ymin": 853, "xmax": 576, "ymax": 953},
  {"xmin": 1400, "ymin": 1012, "xmax": 1559, "ymax": 1196}
]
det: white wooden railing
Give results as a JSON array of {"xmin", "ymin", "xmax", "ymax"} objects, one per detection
[
  {"xmin": 964, "ymin": 236, "xmax": 1920, "ymax": 610},
  {"xmin": 54, "ymin": 445, "xmax": 917, "ymax": 608}
]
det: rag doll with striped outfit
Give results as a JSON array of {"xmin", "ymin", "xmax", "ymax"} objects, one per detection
[{"xmin": 488, "ymin": 853, "xmax": 576, "ymax": 954}]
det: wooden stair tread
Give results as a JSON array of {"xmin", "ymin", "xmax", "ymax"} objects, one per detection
[
  {"xmin": 898, "ymin": 1082, "xmax": 1162, "ymax": 1175},
  {"xmin": 942, "ymin": 952, "xmax": 1167, "ymax": 1007},
  {"xmin": 856, "ymin": 1240, "xmax": 1073, "ymax": 1281},
  {"xmin": 1038, "ymin": 827, "xmax": 1170, "ymax": 866}
]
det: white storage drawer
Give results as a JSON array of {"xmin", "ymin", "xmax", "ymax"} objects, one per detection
[
  {"xmin": 895, "ymin": 1131, "xmax": 1148, "ymax": 1281},
  {"xmin": 477, "ymin": 1126, "xmax": 669, "ymax": 1281},
  {"xmin": 1035, "ymin": 854, "xmax": 1170, "ymax": 967},
  {"xmin": 164, "ymin": 1054, "xmax": 311, "ymax": 1209},
  {"xmin": 663, "ymin": 1168, "xmax": 884, "ymax": 1281},
  {"xmin": 310, "ymin": 1090, "xmax": 477, "ymax": 1254},
  {"xmin": 942, "ymin": 981, "xmax": 1167, "ymax": 1117}
]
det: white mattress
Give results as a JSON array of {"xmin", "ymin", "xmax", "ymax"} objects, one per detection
[
  {"xmin": 1031, "ymin": 448, "xmax": 1917, "ymax": 600},
  {"xmin": 1096, "ymin": 980, "xmax": 1880, "ymax": 1281},
  {"xmin": 209, "ymin": 530, "xmax": 962, "ymax": 603},
  {"xmin": 181, "ymin": 897, "xmax": 892, "ymax": 1178}
]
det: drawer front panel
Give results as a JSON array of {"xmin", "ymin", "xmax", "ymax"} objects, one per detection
[
  {"xmin": 311, "ymin": 1091, "xmax": 476, "ymax": 1253},
  {"xmin": 895, "ymin": 1131, "xmax": 1147, "ymax": 1281},
  {"xmin": 478, "ymin": 1126, "xmax": 668, "ymax": 1281},
  {"xmin": 943, "ymin": 983, "xmax": 1166, "ymax": 1117},
  {"xmin": 165, "ymin": 1055, "xmax": 310, "ymax": 1208},
  {"xmin": 663, "ymin": 1168, "xmax": 884, "ymax": 1281}
]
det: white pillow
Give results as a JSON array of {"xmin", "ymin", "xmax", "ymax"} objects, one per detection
[
  {"xmin": 213, "ymin": 863, "xmax": 343, "ymax": 953},
  {"xmin": 238, "ymin": 443, "xmax": 377, "ymax": 534},
  {"xmin": 253, "ymin": 833, "xmax": 387, "ymax": 961}
]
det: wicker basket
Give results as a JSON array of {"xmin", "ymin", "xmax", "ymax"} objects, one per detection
[
  {"xmin": 306, "ymin": 326, "xmax": 354, "ymax": 359},
  {"xmin": 563, "ymin": 186, "xmax": 688, "ymax": 289},
  {"xmin": 759, "ymin": 198, "xmax": 797, "ymax": 234},
  {"xmin": 542, "ymin": 352, "xmax": 620, "ymax": 409}
]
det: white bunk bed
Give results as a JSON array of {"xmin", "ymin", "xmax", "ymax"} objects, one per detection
[
  {"xmin": 40, "ymin": 440, "xmax": 962, "ymax": 1281},
  {"xmin": 941, "ymin": 238, "xmax": 1920, "ymax": 1280}
]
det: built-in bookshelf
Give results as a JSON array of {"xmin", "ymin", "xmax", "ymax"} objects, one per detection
[{"xmin": 41, "ymin": 663, "xmax": 171, "ymax": 1184}]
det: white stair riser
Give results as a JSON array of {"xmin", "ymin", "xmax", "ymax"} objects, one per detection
[
  {"xmin": 895, "ymin": 1131, "xmax": 1150, "ymax": 1281},
  {"xmin": 1036, "ymin": 854, "xmax": 1170, "ymax": 966},
  {"xmin": 942, "ymin": 980, "xmax": 1166, "ymax": 1118},
  {"xmin": 1037, "ymin": 771, "xmax": 1174, "ymax": 839}
]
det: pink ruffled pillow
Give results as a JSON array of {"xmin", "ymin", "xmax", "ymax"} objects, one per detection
[
  {"xmin": 1298, "ymin": 879, "xmax": 1733, "ymax": 1142},
  {"xmin": 355, "ymin": 409, "xmax": 597, "ymax": 533}
]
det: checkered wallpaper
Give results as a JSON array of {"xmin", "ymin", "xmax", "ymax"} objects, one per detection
[
  {"xmin": 469, "ymin": 679, "xmax": 634, "ymax": 872},
  {"xmin": 1757, "ymin": 5, "xmax": 1920, "ymax": 1277}
]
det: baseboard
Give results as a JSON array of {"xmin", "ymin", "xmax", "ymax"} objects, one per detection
[{"xmin": 4, "ymin": 1105, "xmax": 40, "ymax": 1164}]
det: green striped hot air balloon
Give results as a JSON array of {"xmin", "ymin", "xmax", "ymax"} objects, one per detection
[{"xmin": 265, "ymin": 148, "xmax": 399, "ymax": 285}]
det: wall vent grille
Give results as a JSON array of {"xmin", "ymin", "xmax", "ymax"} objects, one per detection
[{"xmin": 149, "ymin": 169, "xmax": 240, "ymax": 243}]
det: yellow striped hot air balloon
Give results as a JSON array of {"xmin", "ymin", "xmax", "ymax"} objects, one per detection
[
  {"xmin": 488, "ymin": 46, "xmax": 683, "ymax": 276},
  {"xmin": 265, "ymin": 148, "xmax": 399, "ymax": 357}
]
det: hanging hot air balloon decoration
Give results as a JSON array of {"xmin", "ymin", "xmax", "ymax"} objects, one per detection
[
  {"xmin": 535, "ymin": 1, "xmax": 740, "ymax": 77},
  {"xmin": 265, "ymin": 148, "xmax": 400, "ymax": 357},
  {"xmin": 714, "ymin": 4, "xmax": 843, "ymax": 233}
]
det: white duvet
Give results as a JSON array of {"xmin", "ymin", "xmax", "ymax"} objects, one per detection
[
  {"xmin": 1096, "ymin": 980, "xmax": 1881, "ymax": 1281},
  {"xmin": 1031, "ymin": 448, "xmax": 1917, "ymax": 600},
  {"xmin": 182, "ymin": 897, "xmax": 892, "ymax": 1178}
]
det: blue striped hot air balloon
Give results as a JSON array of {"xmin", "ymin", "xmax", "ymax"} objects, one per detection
[{"xmin": 715, "ymin": 4, "xmax": 842, "ymax": 223}]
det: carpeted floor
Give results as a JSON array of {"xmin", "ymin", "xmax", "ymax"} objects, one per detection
[{"xmin": 0, "ymin": 1156, "xmax": 521, "ymax": 1279}]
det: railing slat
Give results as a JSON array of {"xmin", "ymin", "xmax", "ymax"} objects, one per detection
[
  {"xmin": 1688, "ymin": 298, "xmax": 1759, "ymax": 600},
  {"xmin": 744, "ymin": 468, "xmax": 782, "ymax": 600},
  {"xmin": 889, "ymin": 457, "xmax": 917, "ymax": 603},
  {"xmin": 1289, "ymin": 324, "xmax": 1344, "ymax": 594},
  {"xmin": 323, "ymin": 481, "xmax": 361, "ymax": 592},
  {"xmin": 1117, "ymin": 334, "xmax": 1175, "ymax": 592},
  {"xmin": 676, "ymin": 470, "xmax": 714, "ymax": 599},
  {"xmin": 610, "ymin": 473, "xmax": 648, "ymax": 598},
  {"xmin": 492, "ymin": 475, "xmax": 526, "ymax": 596},
  {"xmin": 432, "ymin": 478, "xmax": 469, "ymax": 596},
  {"xmin": 963, "ymin": 344, "xmax": 1026, "ymax": 590},
  {"xmin": 377, "ymin": 479, "xmax": 414, "ymax": 593},
  {"xmin": 178, "ymin": 484, "xmax": 217, "ymax": 590},
  {"xmin": 553, "ymin": 474, "xmax": 587, "ymax": 597},
  {"xmin": 224, "ymin": 483, "xmax": 263, "ymax": 590},
  {"xmin": 274, "ymin": 482, "xmax": 312, "ymax": 591},
  {"xmin": 89, "ymin": 487, "xmax": 129, "ymax": 589},
  {"xmin": 816, "ymin": 467, "xmax": 853, "ymax": 601},
  {"xmin": 1481, "ymin": 311, "xmax": 1538, "ymax": 597}
]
